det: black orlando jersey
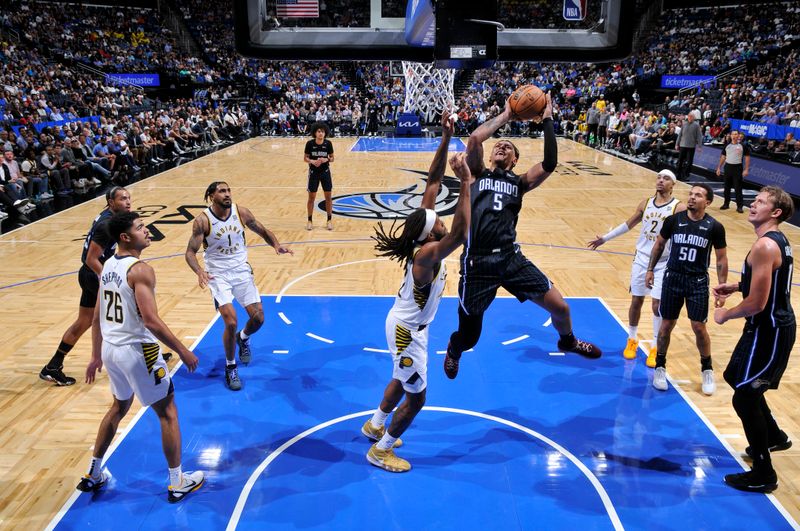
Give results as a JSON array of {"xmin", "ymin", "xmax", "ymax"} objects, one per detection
[
  {"xmin": 660, "ymin": 210, "xmax": 726, "ymax": 275},
  {"xmin": 742, "ymin": 231, "xmax": 795, "ymax": 328},
  {"xmin": 466, "ymin": 167, "xmax": 523, "ymax": 251}
]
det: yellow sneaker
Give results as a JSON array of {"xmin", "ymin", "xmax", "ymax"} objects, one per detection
[
  {"xmin": 361, "ymin": 420, "xmax": 402, "ymax": 447},
  {"xmin": 367, "ymin": 444, "xmax": 411, "ymax": 472},
  {"xmin": 646, "ymin": 346, "xmax": 657, "ymax": 368},
  {"xmin": 623, "ymin": 338, "xmax": 639, "ymax": 360}
]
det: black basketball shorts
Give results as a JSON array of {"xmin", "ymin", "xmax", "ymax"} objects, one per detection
[
  {"xmin": 658, "ymin": 270, "xmax": 709, "ymax": 322},
  {"xmin": 307, "ymin": 169, "xmax": 332, "ymax": 193},
  {"xmin": 458, "ymin": 246, "xmax": 552, "ymax": 316},
  {"xmin": 78, "ymin": 264, "xmax": 100, "ymax": 308},
  {"xmin": 724, "ymin": 323, "xmax": 795, "ymax": 391}
]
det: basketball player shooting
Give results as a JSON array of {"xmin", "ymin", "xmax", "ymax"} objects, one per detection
[{"xmin": 444, "ymin": 91, "xmax": 602, "ymax": 379}]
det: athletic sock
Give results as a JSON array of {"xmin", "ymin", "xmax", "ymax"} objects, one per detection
[
  {"xmin": 87, "ymin": 456, "xmax": 102, "ymax": 479},
  {"xmin": 701, "ymin": 356, "xmax": 713, "ymax": 371},
  {"xmin": 240, "ymin": 329, "xmax": 250, "ymax": 341},
  {"xmin": 307, "ymin": 215, "xmax": 312, "ymax": 222},
  {"xmin": 559, "ymin": 333, "xmax": 576, "ymax": 346},
  {"xmin": 226, "ymin": 359, "xmax": 237, "ymax": 368},
  {"xmin": 655, "ymin": 354, "xmax": 667, "ymax": 368},
  {"xmin": 370, "ymin": 408, "xmax": 390, "ymax": 429},
  {"xmin": 169, "ymin": 465, "xmax": 182, "ymax": 488},
  {"xmin": 376, "ymin": 432, "xmax": 397, "ymax": 451},
  {"xmin": 627, "ymin": 325, "xmax": 638, "ymax": 340},
  {"xmin": 652, "ymin": 315, "xmax": 662, "ymax": 346},
  {"xmin": 327, "ymin": 215, "xmax": 332, "ymax": 221},
  {"xmin": 47, "ymin": 341, "xmax": 73, "ymax": 368}
]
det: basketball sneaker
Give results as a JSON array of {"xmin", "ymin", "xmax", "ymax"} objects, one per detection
[
  {"xmin": 326, "ymin": 220, "xmax": 333, "ymax": 231},
  {"xmin": 366, "ymin": 444, "xmax": 411, "ymax": 473},
  {"xmin": 443, "ymin": 342, "xmax": 460, "ymax": 379},
  {"xmin": 76, "ymin": 470, "xmax": 110, "ymax": 492},
  {"xmin": 724, "ymin": 469, "xmax": 778, "ymax": 493},
  {"xmin": 623, "ymin": 338, "xmax": 639, "ymax": 360},
  {"xmin": 167, "ymin": 470, "xmax": 205, "ymax": 503},
  {"xmin": 701, "ymin": 369, "xmax": 716, "ymax": 395},
  {"xmin": 745, "ymin": 436, "xmax": 792, "ymax": 459},
  {"xmin": 306, "ymin": 221, "xmax": 313, "ymax": 231},
  {"xmin": 236, "ymin": 331, "xmax": 252, "ymax": 365},
  {"xmin": 39, "ymin": 365, "xmax": 76, "ymax": 386},
  {"xmin": 557, "ymin": 337, "xmax": 602, "ymax": 359},
  {"xmin": 360, "ymin": 420, "xmax": 402, "ymax": 448},
  {"xmin": 225, "ymin": 364, "xmax": 242, "ymax": 391},
  {"xmin": 646, "ymin": 346, "xmax": 657, "ymax": 368},
  {"xmin": 653, "ymin": 367, "xmax": 668, "ymax": 391}
]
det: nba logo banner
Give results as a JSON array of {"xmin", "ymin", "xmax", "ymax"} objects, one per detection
[{"xmin": 563, "ymin": 0, "xmax": 586, "ymax": 21}]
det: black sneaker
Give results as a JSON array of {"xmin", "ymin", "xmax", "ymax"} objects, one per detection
[
  {"xmin": 720, "ymin": 204, "xmax": 730, "ymax": 210},
  {"xmin": 443, "ymin": 342, "xmax": 460, "ymax": 380},
  {"xmin": 39, "ymin": 365, "xmax": 76, "ymax": 386},
  {"xmin": 236, "ymin": 331, "xmax": 252, "ymax": 365},
  {"xmin": 557, "ymin": 338, "xmax": 602, "ymax": 359},
  {"xmin": 724, "ymin": 469, "xmax": 778, "ymax": 493},
  {"xmin": 76, "ymin": 471, "xmax": 110, "ymax": 492},
  {"xmin": 225, "ymin": 364, "xmax": 242, "ymax": 391},
  {"xmin": 745, "ymin": 438, "xmax": 792, "ymax": 458}
]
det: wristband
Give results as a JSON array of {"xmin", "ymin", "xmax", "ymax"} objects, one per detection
[{"xmin": 602, "ymin": 222, "xmax": 630, "ymax": 242}]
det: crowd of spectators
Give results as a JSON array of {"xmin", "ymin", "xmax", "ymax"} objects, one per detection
[{"xmin": 3, "ymin": 0, "xmax": 800, "ymax": 229}]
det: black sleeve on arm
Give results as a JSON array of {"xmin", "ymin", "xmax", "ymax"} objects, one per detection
[
  {"xmin": 660, "ymin": 214, "xmax": 676, "ymax": 239},
  {"xmin": 542, "ymin": 118, "xmax": 557, "ymax": 173},
  {"xmin": 92, "ymin": 219, "xmax": 112, "ymax": 248},
  {"xmin": 712, "ymin": 220, "xmax": 727, "ymax": 248}
]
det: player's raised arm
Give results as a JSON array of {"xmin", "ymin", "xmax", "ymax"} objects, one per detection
[
  {"xmin": 421, "ymin": 111, "xmax": 455, "ymax": 210},
  {"xmin": 466, "ymin": 100, "xmax": 512, "ymax": 177},
  {"xmin": 588, "ymin": 198, "xmax": 647, "ymax": 250},
  {"xmin": 416, "ymin": 153, "xmax": 471, "ymax": 266},
  {"xmin": 520, "ymin": 93, "xmax": 557, "ymax": 193}
]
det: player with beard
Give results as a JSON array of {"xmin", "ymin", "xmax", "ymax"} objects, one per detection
[
  {"xmin": 364, "ymin": 114, "xmax": 470, "ymax": 472},
  {"xmin": 185, "ymin": 182, "xmax": 292, "ymax": 390}
]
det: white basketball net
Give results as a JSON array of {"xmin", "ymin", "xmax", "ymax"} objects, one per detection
[{"xmin": 402, "ymin": 61, "xmax": 455, "ymax": 123}]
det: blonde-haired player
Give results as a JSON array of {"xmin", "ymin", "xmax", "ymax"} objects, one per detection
[{"xmin": 588, "ymin": 169, "xmax": 685, "ymax": 366}]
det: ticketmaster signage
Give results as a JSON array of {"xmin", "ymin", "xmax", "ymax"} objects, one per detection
[
  {"xmin": 660, "ymin": 75, "xmax": 715, "ymax": 89},
  {"xmin": 730, "ymin": 119, "xmax": 800, "ymax": 141},
  {"xmin": 693, "ymin": 145, "xmax": 800, "ymax": 198},
  {"xmin": 105, "ymin": 73, "xmax": 161, "ymax": 87}
]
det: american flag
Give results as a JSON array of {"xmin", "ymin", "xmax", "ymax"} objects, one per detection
[{"xmin": 276, "ymin": 0, "xmax": 319, "ymax": 18}]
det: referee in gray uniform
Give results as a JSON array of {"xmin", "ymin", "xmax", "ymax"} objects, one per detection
[
  {"xmin": 675, "ymin": 113, "xmax": 702, "ymax": 181},
  {"xmin": 716, "ymin": 130, "xmax": 751, "ymax": 213}
]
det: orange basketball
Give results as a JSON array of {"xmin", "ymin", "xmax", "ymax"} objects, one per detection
[{"xmin": 508, "ymin": 85, "xmax": 546, "ymax": 121}]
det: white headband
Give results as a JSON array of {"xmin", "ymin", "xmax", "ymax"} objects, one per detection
[{"xmin": 416, "ymin": 209, "xmax": 437, "ymax": 242}]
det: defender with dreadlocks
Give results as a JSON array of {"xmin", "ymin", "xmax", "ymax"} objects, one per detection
[
  {"xmin": 185, "ymin": 181, "xmax": 293, "ymax": 390},
  {"xmin": 363, "ymin": 113, "xmax": 471, "ymax": 473}
]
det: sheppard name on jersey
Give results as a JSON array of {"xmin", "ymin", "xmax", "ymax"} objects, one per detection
[
  {"xmin": 101, "ymin": 271, "xmax": 124, "ymax": 288},
  {"xmin": 673, "ymin": 233, "xmax": 708, "ymax": 247},
  {"xmin": 478, "ymin": 178, "xmax": 518, "ymax": 196}
]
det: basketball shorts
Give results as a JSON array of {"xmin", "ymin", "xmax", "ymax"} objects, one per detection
[
  {"xmin": 630, "ymin": 261, "xmax": 665, "ymax": 299},
  {"xmin": 386, "ymin": 313, "xmax": 428, "ymax": 394},
  {"xmin": 79, "ymin": 264, "xmax": 100, "ymax": 308},
  {"xmin": 208, "ymin": 263, "xmax": 260, "ymax": 308},
  {"xmin": 658, "ymin": 270, "xmax": 709, "ymax": 322},
  {"xmin": 724, "ymin": 324, "xmax": 795, "ymax": 391},
  {"xmin": 102, "ymin": 341, "xmax": 173, "ymax": 406},
  {"xmin": 307, "ymin": 169, "xmax": 332, "ymax": 193},
  {"xmin": 458, "ymin": 246, "xmax": 552, "ymax": 316}
]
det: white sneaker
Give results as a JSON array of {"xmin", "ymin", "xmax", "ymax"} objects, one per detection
[
  {"xmin": 76, "ymin": 178, "xmax": 87, "ymax": 188},
  {"xmin": 91, "ymin": 177, "xmax": 102, "ymax": 185},
  {"xmin": 167, "ymin": 470, "xmax": 204, "ymax": 503},
  {"xmin": 653, "ymin": 367, "xmax": 668, "ymax": 391},
  {"xmin": 701, "ymin": 369, "xmax": 716, "ymax": 395}
]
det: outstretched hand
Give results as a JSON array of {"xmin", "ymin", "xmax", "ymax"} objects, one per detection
[
  {"xmin": 441, "ymin": 109, "xmax": 456, "ymax": 136},
  {"xmin": 587, "ymin": 235, "xmax": 605, "ymax": 250},
  {"xmin": 449, "ymin": 152, "xmax": 470, "ymax": 181},
  {"xmin": 275, "ymin": 245, "xmax": 294, "ymax": 255}
]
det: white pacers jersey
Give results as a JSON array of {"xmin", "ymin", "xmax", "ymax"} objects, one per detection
[
  {"xmin": 389, "ymin": 249, "xmax": 447, "ymax": 328},
  {"xmin": 634, "ymin": 196, "xmax": 680, "ymax": 268},
  {"xmin": 203, "ymin": 204, "xmax": 248, "ymax": 272},
  {"xmin": 99, "ymin": 255, "xmax": 158, "ymax": 346}
]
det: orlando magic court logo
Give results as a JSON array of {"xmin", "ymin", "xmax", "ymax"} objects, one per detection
[{"xmin": 321, "ymin": 169, "xmax": 462, "ymax": 220}]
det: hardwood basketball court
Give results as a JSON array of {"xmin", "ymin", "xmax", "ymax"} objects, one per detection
[{"xmin": 0, "ymin": 137, "xmax": 797, "ymax": 528}]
